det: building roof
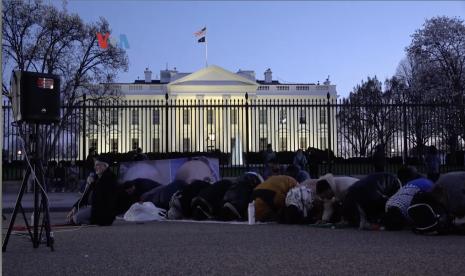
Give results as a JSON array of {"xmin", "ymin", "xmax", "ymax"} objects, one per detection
[
  {"xmin": 256, "ymin": 80, "xmax": 316, "ymax": 85},
  {"xmin": 112, "ymin": 66, "xmax": 319, "ymax": 86},
  {"xmin": 256, "ymin": 80, "xmax": 281, "ymax": 85},
  {"xmin": 168, "ymin": 65, "xmax": 259, "ymax": 87},
  {"xmin": 134, "ymin": 80, "xmax": 162, "ymax": 84}
]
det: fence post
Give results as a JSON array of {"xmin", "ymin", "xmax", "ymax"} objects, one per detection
[
  {"xmin": 82, "ymin": 94, "xmax": 87, "ymax": 162},
  {"xmin": 245, "ymin": 92, "xmax": 250, "ymax": 171},
  {"xmin": 402, "ymin": 102, "xmax": 408, "ymax": 165},
  {"xmin": 165, "ymin": 92, "xmax": 169, "ymax": 153},
  {"xmin": 326, "ymin": 92, "xmax": 332, "ymax": 173}
]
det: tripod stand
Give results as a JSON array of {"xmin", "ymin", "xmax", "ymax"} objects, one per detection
[{"xmin": 3, "ymin": 124, "xmax": 54, "ymax": 252}]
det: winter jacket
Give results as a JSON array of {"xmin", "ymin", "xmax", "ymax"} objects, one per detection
[
  {"xmin": 318, "ymin": 174, "xmax": 359, "ymax": 221},
  {"xmin": 127, "ymin": 178, "xmax": 162, "ymax": 201},
  {"xmin": 386, "ymin": 178, "xmax": 434, "ymax": 219},
  {"xmin": 425, "ymin": 153, "xmax": 440, "ymax": 174},
  {"xmin": 434, "ymin": 171, "xmax": 465, "ymax": 218},
  {"xmin": 74, "ymin": 169, "xmax": 118, "ymax": 226},
  {"xmin": 253, "ymin": 175, "xmax": 298, "ymax": 221},
  {"xmin": 343, "ymin": 173, "xmax": 401, "ymax": 225},
  {"xmin": 293, "ymin": 154, "xmax": 308, "ymax": 170},
  {"xmin": 142, "ymin": 180, "xmax": 187, "ymax": 210},
  {"xmin": 373, "ymin": 147, "xmax": 386, "ymax": 172}
]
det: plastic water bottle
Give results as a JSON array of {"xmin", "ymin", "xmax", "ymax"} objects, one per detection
[{"xmin": 248, "ymin": 201, "xmax": 255, "ymax": 225}]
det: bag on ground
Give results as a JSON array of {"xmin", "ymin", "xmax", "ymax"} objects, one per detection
[{"xmin": 123, "ymin": 202, "xmax": 166, "ymax": 222}]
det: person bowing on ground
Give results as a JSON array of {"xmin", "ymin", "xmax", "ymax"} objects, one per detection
[
  {"xmin": 252, "ymin": 175, "xmax": 298, "ymax": 222},
  {"xmin": 315, "ymin": 173, "xmax": 359, "ymax": 223}
]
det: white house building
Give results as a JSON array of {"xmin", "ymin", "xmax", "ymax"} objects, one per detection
[{"xmin": 82, "ymin": 65, "xmax": 337, "ymax": 164}]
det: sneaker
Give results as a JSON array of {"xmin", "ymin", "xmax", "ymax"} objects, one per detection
[
  {"xmin": 191, "ymin": 197, "xmax": 213, "ymax": 214},
  {"xmin": 192, "ymin": 205, "xmax": 213, "ymax": 221},
  {"xmin": 167, "ymin": 207, "xmax": 183, "ymax": 220},
  {"xmin": 222, "ymin": 202, "xmax": 242, "ymax": 221},
  {"xmin": 167, "ymin": 192, "xmax": 183, "ymax": 220}
]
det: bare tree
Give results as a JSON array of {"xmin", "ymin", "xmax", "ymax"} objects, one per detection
[
  {"xmin": 389, "ymin": 57, "xmax": 442, "ymax": 161},
  {"xmin": 337, "ymin": 77, "xmax": 397, "ymax": 157},
  {"xmin": 2, "ymin": 0, "xmax": 128, "ymax": 162},
  {"xmin": 406, "ymin": 16, "xmax": 465, "ymax": 164}
]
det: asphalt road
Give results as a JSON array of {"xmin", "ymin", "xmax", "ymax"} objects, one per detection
[{"xmin": 3, "ymin": 213, "xmax": 465, "ymax": 276}]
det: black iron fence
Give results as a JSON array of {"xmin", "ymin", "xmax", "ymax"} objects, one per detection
[{"xmin": 3, "ymin": 94, "xmax": 465, "ymax": 180}]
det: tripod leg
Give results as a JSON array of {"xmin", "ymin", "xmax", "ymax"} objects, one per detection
[
  {"xmin": 37, "ymin": 163, "xmax": 54, "ymax": 251},
  {"xmin": 33, "ymin": 166, "xmax": 40, "ymax": 248},
  {"xmin": 19, "ymin": 205, "xmax": 33, "ymax": 238},
  {"xmin": 2, "ymin": 168, "xmax": 31, "ymax": 252},
  {"xmin": 40, "ymin": 190, "xmax": 54, "ymax": 251}
]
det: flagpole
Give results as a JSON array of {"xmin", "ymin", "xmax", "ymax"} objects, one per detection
[{"xmin": 205, "ymin": 30, "xmax": 208, "ymax": 67}]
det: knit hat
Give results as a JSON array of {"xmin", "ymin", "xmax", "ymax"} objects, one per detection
[
  {"xmin": 244, "ymin": 171, "xmax": 264, "ymax": 184},
  {"xmin": 94, "ymin": 155, "xmax": 111, "ymax": 166}
]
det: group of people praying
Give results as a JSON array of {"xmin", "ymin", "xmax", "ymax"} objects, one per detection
[{"xmin": 66, "ymin": 153, "xmax": 465, "ymax": 235}]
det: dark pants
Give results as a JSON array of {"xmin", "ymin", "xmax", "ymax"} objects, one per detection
[
  {"xmin": 427, "ymin": 173, "xmax": 440, "ymax": 182},
  {"xmin": 54, "ymin": 178, "xmax": 65, "ymax": 192}
]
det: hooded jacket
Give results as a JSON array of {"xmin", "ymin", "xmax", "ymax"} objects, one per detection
[
  {"xmin": 434, "ymin": 171, "xmax": 465, "ymax": 218},
  {"xmin": 343, "ymin": 173, "xmax": 401, "ymax": 225},
  {"xmin": 253, "ymin": 175, "xmax": 298, "ymax": 221},
  {"xmin": 317, "ymin": 174, "xmax": 359, "ymax": 221}
]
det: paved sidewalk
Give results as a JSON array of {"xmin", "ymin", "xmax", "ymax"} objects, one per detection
[
  {"xmin": 3, "ymin": 219, "xmax": 465, "ymax": 275},
  {"xmin": 2, "ymin": 191, "xmax": 80, "ymax": 213}
]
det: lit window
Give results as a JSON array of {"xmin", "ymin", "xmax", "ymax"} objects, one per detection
[
  {"xmin": 152, "ymin": 109, "xmax": 160, "ymax": 125},
  {"xmin": 131, "ymin": 110, "xmax": 139, "ymax": 125},
  {"xmin": 231, "ymin": 109, "xmax": 238, "ymax": 125},
  {"xmin": 259, "ymin": 109, "xmax": 267, "ymax": 124},
  {"xmin": 183, "ymin": 109, "xmax": 190, "ymax": 125}
]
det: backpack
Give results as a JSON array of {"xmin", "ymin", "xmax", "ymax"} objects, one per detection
[{"xmin": 407, "ymin": 192, "xmax": 453, "ymax": 235}]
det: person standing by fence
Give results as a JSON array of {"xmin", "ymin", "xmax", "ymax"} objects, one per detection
[
  {"xmin": 85, "ymin": 147, "xmax": 98, "ymax": 176},
  {"xmin": 46, "ymin": 161, "xmax": 57, "ymax": 193},
  {"xmin": 82, "ymin": 147, "xmax": 98, "ymax": 193},
  {"xmin": 54, "ymin": 161, "xmax": 66, "ymax": 192},
  {"xmin": 306, "ymin": 147, "xmax": 319, "ymax": 179},
  {"xmin": 373, "ymin": 144, "xmax": 386, "ymax": 172},
  {"xmin": 293, "ymin": 149, "xmax": 308, "ymax": 171},
  {"xmin": 132, "ymin": 147, "xmax": 148, "ymax": 161},
  {"xmin": 263, "ymin": 144, "xmax": 277, "ymax": 179},
  {"xmin": 425, "ymin": 145, "xmax": 441, "ymax": 182},
  {"xmin": 67, "ymin": 160, "xmax": 80, "ymax": 192}
]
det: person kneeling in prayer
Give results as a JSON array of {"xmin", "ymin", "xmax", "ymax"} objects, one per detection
[
  {"xmin": 315, "ymin": 174, "xmax": 359, "ymax": 224},
  {"xmin": 253, "ymin": 175, "xmax": 298, "ymax": 222},
  {"xmin": 67, "ymin": 156, "xmax": 118, "ymax": 226}
]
